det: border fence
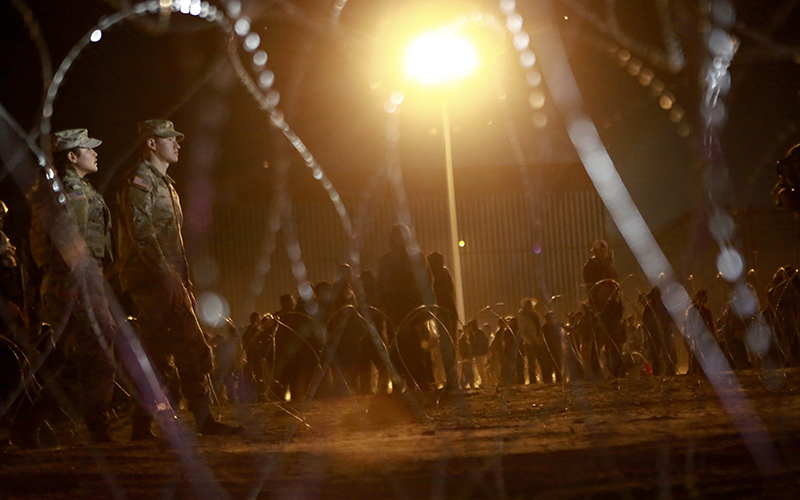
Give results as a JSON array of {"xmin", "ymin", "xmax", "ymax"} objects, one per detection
[{"xmin": 201, "ymin": 190, "xmax": 606, "ymax": 324}]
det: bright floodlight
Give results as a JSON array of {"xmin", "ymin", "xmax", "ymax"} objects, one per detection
[{"xmin": 404, "ymin": 30, "xmax": 479, "ymax": 86}]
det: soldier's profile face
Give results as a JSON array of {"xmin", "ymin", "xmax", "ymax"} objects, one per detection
[
  {"xmin": 153, "ymin": 136, "xmax": 180, "ymax": 164},
  {"xmin": 72, "ymin": 147, "xmax": 98, "ymax": 178}
]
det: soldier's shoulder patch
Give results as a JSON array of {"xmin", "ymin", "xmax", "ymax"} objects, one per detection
[
  {"xmin": 67, "ymin": 189, "xmax": 86, "ymax": 201},
  {"xmin": 130, "ymin": 175, "xmax": 152, "ymax": 191}
]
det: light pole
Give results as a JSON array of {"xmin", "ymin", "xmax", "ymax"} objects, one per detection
[
  {"xmin": 404, "ymin": 28, "xmax": 478, "ymax": 324},
  {"xmin": 441, "ymin": 100, "xmax": 466, "ymax": 325}
]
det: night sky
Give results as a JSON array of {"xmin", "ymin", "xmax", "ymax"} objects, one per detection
[{"xmin": 1, "ymin": 0, "xmax": 800, "ymax": 247}]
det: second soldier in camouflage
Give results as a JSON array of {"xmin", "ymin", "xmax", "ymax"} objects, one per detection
[
  {"xmin": 116, "ymin": 119, "xmax": 243, "ymax": 439},
  {"xmin": 12, "ymin": 128, "xmax": 117, "ymax": 448}
]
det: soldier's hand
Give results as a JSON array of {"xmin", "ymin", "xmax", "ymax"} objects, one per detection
[{"xmin": 163, "ymin": 273, "xmax": 188, "ymax": 307}]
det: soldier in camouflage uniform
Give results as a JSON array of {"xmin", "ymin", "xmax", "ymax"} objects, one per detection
[
  {"xmin": 11, "ymin": 129, "xmax": 116, "ymax": 448},
  {"xmin": 116, "ymin": 119, "xmax": 242, "ymax": 439},
  {"xmin": 0, "ymin": 200, "xmax": 18, "ymax": 273},
  {"xmin": 0, "ymin": 199, "xmax": 23, "ymax": 315}
]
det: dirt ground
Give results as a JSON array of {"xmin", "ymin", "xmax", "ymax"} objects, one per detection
[{"xmin": 2, "ymin": 369, "xmax": 800, "ymax": 499}]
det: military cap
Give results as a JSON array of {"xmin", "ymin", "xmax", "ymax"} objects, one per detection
[
  {"xmin": 138, "ymin": 119, "xmax": 185, "ymax": 142},
  {"xmin": 52, "ymin": 129, "xmax": 102, "ymax": 153}
]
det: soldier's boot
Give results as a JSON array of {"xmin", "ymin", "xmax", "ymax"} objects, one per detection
[
  {"xmin": 9, "ymin": 418, "xmax": 42, "ymax": 450},
  {"xmin": 9, "ymin": 399, "xmax": 55, "ymax": 450},
  {"xmin": 87, "ymin": 423, "xmax": 114, "ymax": 444},
  {"xmin": 86, "ymin": 417, "xmax": 114, "ymax": 444},
  {"xmin": 130, "ymin": 414, "xmax": 158, "ymax": 442},
  {"xmin": 85, "ymin": 405, "xmax": 115, "ymax": 444},
  {"xmin": 198, "ymin": 418, "xmax": 245, "ymax": 436},
  {"xmin": 193, "ymin": 406, "xmax": 245, "ymax": 436}
]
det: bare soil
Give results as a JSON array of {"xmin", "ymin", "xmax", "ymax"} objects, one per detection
[{"xmin": 2, "ymin": 370, "xmax": 800, "ymax": 499}]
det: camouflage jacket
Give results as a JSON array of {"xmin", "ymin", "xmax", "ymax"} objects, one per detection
[
  {"xmin": 0, "ymin": 231, "xmax": 16, "ymax": 269},
  {"xmin": 116, "ymin": 159, "xmax": 191, "ymax": 292},
  {"xmin": 29, "ymin": 169, "xmax": 113, "ymax": 275}
]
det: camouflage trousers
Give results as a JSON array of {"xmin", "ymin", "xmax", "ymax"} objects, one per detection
[
  {"xmin": 32, "ymin": 278, "xmax": 116, "ymax": 428},
  {"xmin": 128, "ymin": 284, "xmax": 214, "ymax": 418}
]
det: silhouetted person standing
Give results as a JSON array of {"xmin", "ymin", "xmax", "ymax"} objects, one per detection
[
  {"xmin": 378, "ymin": 224, "xmax": 435, "ymax": 390},
  {"xmin": 583, "ymin": 239, "xmax": 625, "ymax": 378},
  {"xmin": 427, "ymin": 251, "xmax": 459, "ymax": 389},
  {"xmin": 772, "ymin": 143, "xmax": 800, "ymax": 218},
  {"xmin": 328, "ymin": 263, "xmax": 374, "ymax": 395},
  {"xmin": 242, "ymin": 312, "xmax": 268, "ymax": 401},
  {"xmin": 642, "ymin": 286, "xmax": 677, "ymax": 376},
  {"xmin": 542, "ymin": 312, "xmax": 564, "ymax": 383},
  {"xmin": 685, "ymin": 289, "xmax": 715, "ymax": 375},
  {"xmin": 518, "ymin": 298, "xmax": 544, "ymax": 384},
  {"xmin": 466, "ymin": 319, "xmax": 490, "ymax": 387},
  {"xmin": 500, "ymin": 317, "xmax": 523, "ymax": 386},
  {"xmin": 719, "ymin": 288, "xmax": 755, "ymax": 371}
]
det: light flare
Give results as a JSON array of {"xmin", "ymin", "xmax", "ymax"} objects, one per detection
[{"xmin": 404, "ymin": 31, "xmax": 478, "ymax": 86}]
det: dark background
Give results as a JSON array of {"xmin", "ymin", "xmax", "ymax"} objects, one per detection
[{"xmin": 1, "ymin": 0, "xmax": 799, "ymax": 284}]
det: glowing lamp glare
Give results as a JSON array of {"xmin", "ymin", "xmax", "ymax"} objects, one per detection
[{"xmin": 404, "ymin": 31, "xmax": 478, "ymax": 86}]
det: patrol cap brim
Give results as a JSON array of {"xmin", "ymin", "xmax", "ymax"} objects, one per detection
[
  {"xmin": 138, "ymin": 119, "xmax": 185, "ymax": 142},
  {"xmin": 82, "ymin": 137, "xmax": 102, "ymax": 148},
  {"xmin": 158, "ymin": 130, "xmax": 185, "ymax": 141},
  {"xmin": 143, "ymin": 131, "xmax": 184, "ymax": 142}
]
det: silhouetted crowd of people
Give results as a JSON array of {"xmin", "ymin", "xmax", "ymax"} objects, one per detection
[{"xmin": 207, "ymin": 234, "xmax": 800, "ymax": 408}]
